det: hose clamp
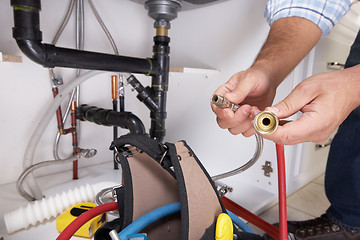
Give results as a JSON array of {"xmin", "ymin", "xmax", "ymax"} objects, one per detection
[{"xmin": 158, "ymin": 143, "xmax": 169, "ymax": 165}]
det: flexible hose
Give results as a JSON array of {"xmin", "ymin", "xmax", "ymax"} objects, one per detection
[
  {"xmin": 17, "ymin": 149, "xmax": 96, "ymax": 201},
  {"xmin": 276, "ymin": 143, "xmax": 288, "ymax": 240},
  {"xmin": 54, "ymin": 0, "xmax": 120, "ymax": 161},
  {"xmin": 56, "ymin": 201, "xmax": 253, "ymax": 240},
  {"xmin": 88, "ymin": 0, "xmax": 119, "ymax": 55},
  {"xmin": 53, "ymin": 87, "xmax": 78, "ymax": 160},
  {"xmin": 221, "ymin": 144, "xmax": 289, "ymax": 240},
  {"xmin": 56, "ymin": 202, "xmax": 118, "ymax": 240},
  {"xmin": 18, "ymin": 156, "xmax": 79, "ymax": 201},
  {"xmin": 222, "ymin": 196, "xmax": 279, "ymax": 239},
  {"xmin": 118, "ymin": 202, "xmax": 181, "ymax": 239},
  {"xmin": 23, "ymin": 70, "xmax": 103, "ymax": 201},
  {"xmin": 52, "ymin": 0, "xmax": 81, "ymax": 161},
  {"xmin": 226, "ymin": 210, "xmax": 254, "ymax": 234},
  {"xmin": 211, "ymin": 133, "xmax": 264, "ymax": 181},
  {"xmin": 51, "ymin": 0, "xmax": 76, "ymax": 45}
]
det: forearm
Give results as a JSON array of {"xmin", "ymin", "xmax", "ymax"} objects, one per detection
[{"xmin": 252, "ymin": 17, "xmax": 322, "ymax": 88}]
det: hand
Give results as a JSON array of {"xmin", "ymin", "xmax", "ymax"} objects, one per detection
[
  {"xmin": 264, "ymin": 65, "xmax": 360, "ymax": 145},
  {"xmin": 211, "ymin": 17, "xmax": 322, "ymax": 139},
  {"xmin": 211, "ymin": 67, "xmax": 278, "ymax": 137}
]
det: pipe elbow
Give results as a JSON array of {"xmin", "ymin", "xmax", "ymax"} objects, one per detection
[
  {"xmin": 16, "ymin": 39, "xmax": 47, "ymax": 66},
  {"xmin": 123, "ymin": 113, "xmax": 146, "ymax": 135}
]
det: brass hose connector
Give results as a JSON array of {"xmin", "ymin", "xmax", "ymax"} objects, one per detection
[
  {"xmin": 253, "ymin": 111, "xmax": 279, "ymax": 135},
  {"xmin": 211, "ymin": 94, "xmax": 240, "ymax": 112}
]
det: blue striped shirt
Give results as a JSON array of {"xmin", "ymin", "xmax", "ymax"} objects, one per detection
[{"xmin": 265, "ymin": 0, "xmax": 351, "ymax": 36}]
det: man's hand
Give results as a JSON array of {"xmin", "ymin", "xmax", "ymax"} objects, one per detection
[
  {"xmin": 211, "ymin": 17, "xmax": 321, "ymax": 138},
  {"xmin": 264, "ymin": 65, "xmax": 360, "ymax": 145},
  {"xmin": 211, "ymin": 67, "xmax": 276, "ymax": 137}
]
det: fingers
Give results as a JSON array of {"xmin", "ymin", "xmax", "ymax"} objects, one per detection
[
  {"xmin": 211, "ymin": 69, "xmax": 273, "ymax": 137},
  {"xmin": 215, "ymin": 105, "xmax": 260, "ymax": 138},
  {"xmin": 216, "ymin": 104, "xmax": 251, "ymax": 129},
  {"xmin": 267, "ymin": 81, "xmax": 315, "ymax": 119},
  {"xmin": 223, "ymin": 74, "xmax": 256, "ymax": 104},
  {"xmin": 260, "ymin": 113, "xmax": 332, "ymax": 145}
]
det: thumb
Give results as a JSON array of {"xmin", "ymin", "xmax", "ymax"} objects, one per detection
[
  {"xmin": 266, "ymin": 89, "xmax": 312, "ymax": 119},
  {"xmin": 223, "ymin": 78, "xmax": 254, "ymax": 104}
]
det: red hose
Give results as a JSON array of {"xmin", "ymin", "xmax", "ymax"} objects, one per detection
[
  {"xmin": 276, "ymin": 143, "xmax": 288, "ymax": 240},
  {"xmin": 222, "ymin": 144, "xmax": 288, "ymax": 240},
  {"xmin": 56, "ymin": 202, "xmax": 118, "ymax": 240},
  {"xmin": 222, "ymin": 196, "xmax": 280, "ymax": 239}
]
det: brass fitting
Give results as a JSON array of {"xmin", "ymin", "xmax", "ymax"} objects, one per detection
[
  {"xmin": 59, "ymin": 128, "xmax": 66, "ymax": 135},
  {"xmin": 156, "ymin": 26, "xmax": 168, "ymax": 37},
  {"xmin": 253, "ymin": 111, "xmax": 279, "ymax": 135}
]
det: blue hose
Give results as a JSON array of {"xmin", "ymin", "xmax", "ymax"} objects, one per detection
[
  {"xmin": 118, "ymin": 202, "xmax": 253, "ymax": 239},
  {"xmin": 118, "ymin": 202, "xmax": 181, "ymax": 240},
  {"xmin": 227, "ymin": 210, "xmax": 254, "ymax": 233}
]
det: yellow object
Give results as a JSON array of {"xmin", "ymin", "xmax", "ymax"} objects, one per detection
[
  {"xmin": 56, "ymin": 202, "xmax": 107, "ymax": 238},
  {"xmin": 215, "ymin": 213, "xmax": 233, "ymax": 240}
]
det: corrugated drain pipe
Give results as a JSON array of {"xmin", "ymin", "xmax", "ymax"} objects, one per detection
[{"xmin": 77, "ymin": 105, "xmax": 146, "ymax": 135}]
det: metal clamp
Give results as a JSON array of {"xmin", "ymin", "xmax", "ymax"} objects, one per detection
[
  {"xmin": 315, "ymin": 138, "xmax": 333, "ymax": 150},
  {"xmin": 215, "ymin": 182, "xmax": 233, "ymax": 197},
  {"xmin": 112, "ymin": 185, "xmax": 122, "ymax": 199},
  {"xmin": 327, "ymin": 62, "xmax": 345, "ymax": 70},
  {"xmin": 159, "ymin": 143, "xmax": 169, "ymax": 165}
]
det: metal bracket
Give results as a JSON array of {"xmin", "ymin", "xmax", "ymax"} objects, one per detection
[{"xmin": 262, "ymin": 161, "xmax": 273, "ymax": 177}]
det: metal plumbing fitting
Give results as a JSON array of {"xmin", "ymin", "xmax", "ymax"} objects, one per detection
[
  {"xmin": 253, "ymin": 111, "xmax": 279, "ymax": 135},
  {"xmin": 211, "ymin": 94, "xmax": 240, "ymax": 112},
  {"xmin": 211, "ymin": 94, "xmax": 279, "ymax": 134}
]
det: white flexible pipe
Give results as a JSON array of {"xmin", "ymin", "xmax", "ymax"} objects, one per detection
[
  {"xmin": 4, "ymin": 181, "xmax": 117, "ymax": 233},
  {"xmin": 23, "ymin": 70, "xmax": 104, "ymax": 200}
]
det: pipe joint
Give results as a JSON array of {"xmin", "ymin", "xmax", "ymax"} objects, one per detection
[
  {"xmin": 12, "ymin": 4, "xmax": 42, "ymax": 41},
  {"xmin": 127, "ymin": 75, "xmax": 159, "ymax": 112},
  {"xmin": 11, "ymin": 0, "xmax": 41, "ymax": 10},
  {"xmin": 16, "ymin": 40, "xmax": 46, "ymax": 65}
]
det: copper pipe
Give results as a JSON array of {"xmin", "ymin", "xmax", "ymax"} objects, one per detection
[
  {"xmin": 71, "ymin": 100, "xmax": 79, "ymax": 179},
  {"xmin": 111, "ymin": 75, "xmax": 118, "ymax": 101}
]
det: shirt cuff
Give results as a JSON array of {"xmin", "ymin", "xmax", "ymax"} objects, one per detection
[{"xmin": 264, "ymin": 0, "xmax": 351, "ymax": 36}]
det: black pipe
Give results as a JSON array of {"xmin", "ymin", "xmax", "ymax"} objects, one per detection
[
  {"xmin": 112, "ymin": 100, "xmax": 119, "ymax": 170},
  {"xmin": 149, "ymin": 36, "xmax": 170, "ymax": 141},
  {"xmin": 127, "ymin": 75, "xmax": 159, "ymax": 112},
  {"xmin": 126, "ymin": 35, "xmax": 170, "ymax": 142},
  {"xmin": 11, "ymin": 0, "xmax": 171, "ymax": 142},
  {"xmin": 11, "ymin": 0, "xmax": 158, "ymax": 75},
  {"xmin": 77, "ymin": 105, "xmax": 146, "ymax": 135}
]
